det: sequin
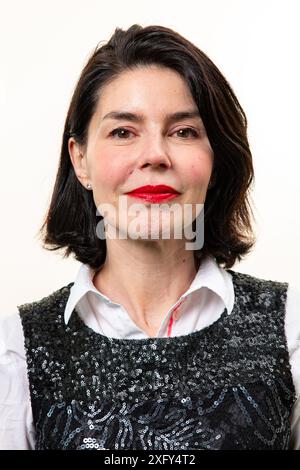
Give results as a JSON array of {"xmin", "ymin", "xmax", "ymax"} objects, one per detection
[{"xmin": 18, "ymin": 270, "xmax": 296, "ymax": 450}]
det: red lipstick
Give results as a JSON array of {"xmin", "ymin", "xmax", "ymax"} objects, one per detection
[{"xmin": 126, "ymin": 185, "xmax": 180, "ymax": 203}]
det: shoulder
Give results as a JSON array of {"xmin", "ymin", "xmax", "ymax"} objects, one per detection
[
  {"xmin": 17, "ymin": 282, "xmax": 74, "ymax": 322},
  {"xmin": 227, "ymin": 270, "xmax": 299, "ymax": 328},
  {"xmin": 227, "ymin": 269, "xmax": 289, "ymax": 309},
  {"xmin": 228, "ymin": 268, "xmax": 300, "ymax": 340},
  {"xmin": 227, "ymin": 268, "xmax": 288, "ymax": 290}
]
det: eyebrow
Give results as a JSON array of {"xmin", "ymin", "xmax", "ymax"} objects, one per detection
[{"xmin": 101, "ymin": 110, "xmax": 201, "ymax": 124}]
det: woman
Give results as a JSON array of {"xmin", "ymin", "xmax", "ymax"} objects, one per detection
[{"xmin": 0, "ymin": 24, "xmax": 299, "ymax": 450}]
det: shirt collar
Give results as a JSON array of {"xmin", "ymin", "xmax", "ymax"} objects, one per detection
[
  {"xmin": 64, "ymin": 254, "xmax": 233, "ymax": 325},
  {"xmin": 181, "ymin": 254, "xmax": 233, "ymax": 312},
  {"xmin": 64, "ymin": 263, "xmax": 109, "ymax": 325}
]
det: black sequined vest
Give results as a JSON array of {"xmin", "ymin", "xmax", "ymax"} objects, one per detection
[{"xmin": 18, "ymin": 269, "xmax": 296, "ymax": 450}]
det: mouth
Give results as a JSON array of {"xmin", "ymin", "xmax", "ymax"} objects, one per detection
[
  {"xmin": 126, "ymin": 193, "xmax": 179, "ymax": 202},
  {"xmin": 125, "ymin": 185, "xmax": 180, "ymax": 203}
]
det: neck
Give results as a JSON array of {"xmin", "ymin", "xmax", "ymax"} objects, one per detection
[{"xmin": 93, "ymin": 239, "xmax": 202, "ymax": 336}]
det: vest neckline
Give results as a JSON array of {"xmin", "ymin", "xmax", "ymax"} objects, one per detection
[{"xmin": 67, "ymin": 269, "xmax": 239, "ymax": 346}]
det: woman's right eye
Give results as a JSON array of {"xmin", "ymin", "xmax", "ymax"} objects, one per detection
[{"xmin": 109, "ymin": 127, "xmax": 133, "ymax": 139}]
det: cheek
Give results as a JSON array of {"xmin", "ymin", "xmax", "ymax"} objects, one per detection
[
  {"xmin": 91, "ymin": 159, "xmax": 132, "ymax": 210},
  {"xmin": 91, "ymin": 154, "xmax": 126, "ymax": 189},
  {"xmin": 184, "ymin": 157, "xmax": 213, "ymax": 186}
]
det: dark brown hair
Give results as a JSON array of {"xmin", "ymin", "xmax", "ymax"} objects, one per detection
[{"xmin": 38, "ymin": 23, "xmax": 256, "ymax": 270}]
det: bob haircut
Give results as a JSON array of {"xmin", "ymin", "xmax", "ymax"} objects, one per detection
[{"xmin": 39, "ymin": 24, "xmax": 256, "ymax": 270}]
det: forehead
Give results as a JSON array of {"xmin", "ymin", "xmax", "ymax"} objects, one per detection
[{"xmin": 94, "ymin": 65, "xmax": 196, "ymax": 118}]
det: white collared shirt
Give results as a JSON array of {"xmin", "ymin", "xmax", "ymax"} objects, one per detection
[
  {"xmin": 64, "ymin": 254, "xmax": 234, "ymax": 339},
  {"xmin": 0, "ymin": 255, "xmax": 300, "ymax": 449}
]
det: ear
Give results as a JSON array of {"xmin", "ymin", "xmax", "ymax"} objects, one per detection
[{"xmin": 68, "ymin": 137, "xmax": 91, "ymax": 188}]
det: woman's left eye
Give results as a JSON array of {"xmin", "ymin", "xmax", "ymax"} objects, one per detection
[{"xmin": 175, "ymin": 127, "xmax": 199, "ymax": 138}]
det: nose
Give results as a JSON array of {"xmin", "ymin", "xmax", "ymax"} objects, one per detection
[{"xmin": 138, "ymin": 135, "xmax": 172, "ymax": 170}]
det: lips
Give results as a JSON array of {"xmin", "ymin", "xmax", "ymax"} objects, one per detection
[
  {"xmin": 126, "ymin": 185, "xmax": 180, "ymax": 202},
  {"xmin": 127, "ymin": 185, "xmax": 179, "ymax": 194}
]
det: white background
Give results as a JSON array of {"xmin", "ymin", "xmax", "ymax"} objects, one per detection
[{"xmin": 0, "ymin": 0, "xmax": 299, "ymax": 314}]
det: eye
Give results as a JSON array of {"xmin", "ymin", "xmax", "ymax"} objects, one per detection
[
  {"xmin": 175, "ymin": 127, "xmax": 199, "ymax": 138},
  {"xmin": 108, "ymin": 126, "xmax": 200, "ymax": 140},
  {"xmin": 109, "ymin": 127, "xmax": 134, "ymax": 139}
]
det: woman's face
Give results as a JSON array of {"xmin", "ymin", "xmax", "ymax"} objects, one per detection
[{"xmin": 69, "ymin": 65, "xmax": 214, "ymax": 241}]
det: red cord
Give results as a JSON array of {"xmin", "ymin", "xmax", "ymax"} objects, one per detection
[
  {"xmin": 167, "ymin": 298, "xmax": 186, "ymax": 337},
  {"xmin": 167, "ymin": 313, "xmax": 174, "ymax": 337}
]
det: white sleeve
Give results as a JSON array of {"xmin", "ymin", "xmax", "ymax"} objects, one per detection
[
  {"xmin": 285, "ymin": 283, "xmax": 300, "ymax": 450},
  {"xmin": 0, "ymin": 311, "xmax": 36, "ymax": 450}
]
